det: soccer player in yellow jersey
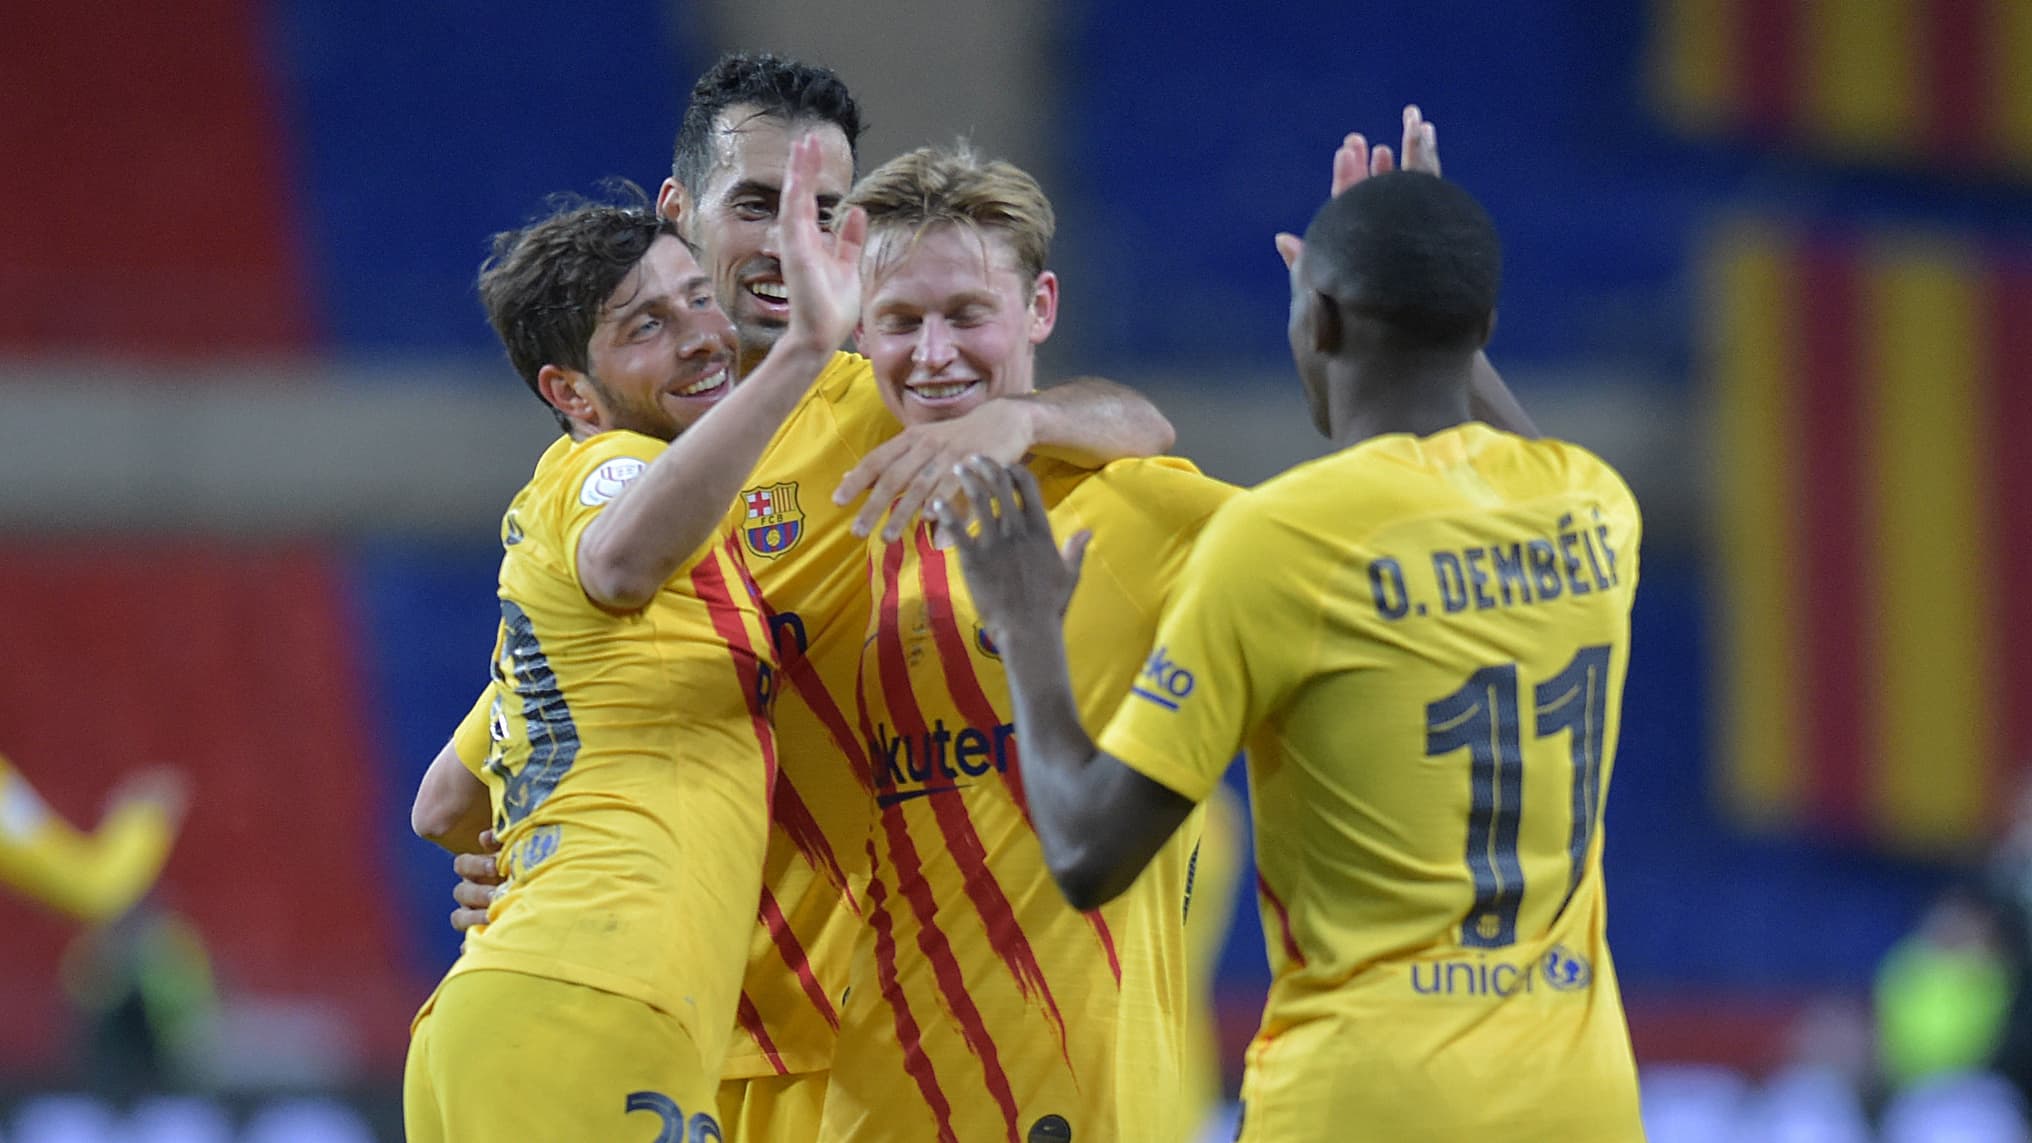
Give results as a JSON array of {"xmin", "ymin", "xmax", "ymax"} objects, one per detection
[
  {"xmin": 0, "ymin": 753, "xmax": 185, "ymax": 925},
  {"xmin": 415, "ymin": 53, "xmax": 1177, "ymax": 1142},
  {"xmin": 652, "ymin": 58, "xmax": 1174, "ymax": 1138},
  {"xmin": 401, "ymin": 136, "xmax": 870, "ymax": 1143},
  {"xmin": 811, "ymin": 143, "xmax": 1240, "ymax": 1143},
  {"xmin": 943, "ymin": 153, "xmax": 1646, "ymax": 1137}
]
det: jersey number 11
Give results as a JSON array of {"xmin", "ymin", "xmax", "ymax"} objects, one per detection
[{"xmin": 1425, "ymin": 645, "xmax": 1613, "ymax": 949}]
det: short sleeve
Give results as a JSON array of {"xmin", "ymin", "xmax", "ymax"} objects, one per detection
[
  {"xmin": 822, "ymin": 353, "xmax": 902, "ymax": 460},
  {"xmin": 546, "ymin": 432, "xmax": 666, "ymax": 584},
  {"xmin": 1095, "ymin": 496, "xmax": 1310, "ymax": 803},
  {"xmin": 1067, "ymin": 457, "xmax": 1239, "ymax": 626},
  {"xmin": 450, "ymin": 687, "xmax": 494, "ymax": 775}
]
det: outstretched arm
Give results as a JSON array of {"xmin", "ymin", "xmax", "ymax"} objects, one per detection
[
  {"xmin": 833, "ymin": 376, "xmax": 1176, "ymax": 543},
  {"xmin": 933, "ymin": 459, "xmax": 1196, "ymax": 909},
  {"xmin": 579, "ymin": 135, "xmax": 869, "ymax": 609}
]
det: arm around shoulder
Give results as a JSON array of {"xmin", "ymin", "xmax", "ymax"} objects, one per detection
[{"xmin": 1022, "ymin": 376, "xmax": 1176, "ymax": 465}]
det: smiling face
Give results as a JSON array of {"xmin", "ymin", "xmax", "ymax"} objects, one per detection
[
  {"xmin": 856, "ymin": 223, "xmax": 1057, "ymax": 426},
  {"xmin": 663, "ymin": 107, "xmax": 855, "ymax": 372},
  {"xmin": 563, "ymin": 234, "xmax": 737, "ymax": 440}
]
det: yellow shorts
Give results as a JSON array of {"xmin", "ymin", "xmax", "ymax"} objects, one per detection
[
  {"xmin": 1235, "ymin": 1025, "xmax": 1643, "ymax": 1143},
  {"xmin": 405, "ymin": 968, "xmax": 719, "ymax": 1143},
  {"xmin": 715, "ymin": 1071, "xmax": 827, "ymax": 1142}
]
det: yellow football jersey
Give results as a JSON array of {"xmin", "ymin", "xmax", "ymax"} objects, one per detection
[
  {"xmin": 1098, "ymin": 424, "xmax": 1643, "ymax": 1141},
  {"xmin": 444, "ymin": 352, "xmax": 897, "ymax": 1083},
  {"xmin": 820, "ymin": 456, "xmax": 1238, "ymax": 1143},
  {"xmin": 719, "ymin": 350, "xmax": 900, "ymax": 1081},
  {"xmin": 447, "ymin": 429, "xmax": 779, "ymax": 1080}
]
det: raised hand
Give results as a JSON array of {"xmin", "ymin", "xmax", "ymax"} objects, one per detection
[
  {"xmin": 778, "ymin": 132, "xmax": 868, "ymax": 353},
  {"xmin": 1280, "ymin": 105, "xmax": 1444, "ymax": 270},
  {"xmin": 930, "ymin": 457, "xmax": 1090, "ymax": 640}
]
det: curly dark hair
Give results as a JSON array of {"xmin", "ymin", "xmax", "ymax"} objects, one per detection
[
  {"xmin": 477, "ymin": 181, "xmax": 682, "ymax": 431},
  {"xmin": 670, "ymin": 51, "xmax": 863, "ymax": 197}
]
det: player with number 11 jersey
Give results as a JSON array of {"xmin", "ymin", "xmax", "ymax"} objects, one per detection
[{"xmin": 1099, "ymin": 424, "xmax": 1643, "ymax": 1139}]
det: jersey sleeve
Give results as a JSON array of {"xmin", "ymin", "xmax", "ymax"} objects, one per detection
[
  {"xmin": 450, "ymin": 686, "xmax": 494, "ymax": 775},
  {"xmin": 1069, "ymin": 457, "xmax": 1239, "ymax": 625},
  {"xmin": 1095, "ymin": 496, "xmax": 1311, "ymax": 803},
  {"xmin": 542, "ymin": 431, "xmax": 667, "ymax": 587},
  {"xmin": 821, "ymin": 352, "xmax": 902, "ymax": 460}
]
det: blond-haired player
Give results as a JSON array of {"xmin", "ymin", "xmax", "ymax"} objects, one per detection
[
  {"xmin": 812, "ymin": 141, "xmax": 1243, "ymax": 1143},
  {"xmin": 943, "ymin": 127, "xmax": 1644, "ymax": 1139}
]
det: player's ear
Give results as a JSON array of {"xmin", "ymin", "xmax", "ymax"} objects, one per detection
[
  {"xmin": 1307, "ymin": 290, "xmax": 1342, "ymax": 355},
  {"xmin": 656, "ymin": 177, "xmax": 691, "ymax": 228},
  {"xmin": 1027, "ymin": 271, "xmax": 1059, "ymax": 344},
  {"xmin": 537, "ymin": 364, "xmax": 598, "ymax": 425}
]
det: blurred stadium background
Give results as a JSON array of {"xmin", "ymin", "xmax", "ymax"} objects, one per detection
[{"xmin": 4, "ymin": 0, "xmax": 2031, "ymax": 1139}]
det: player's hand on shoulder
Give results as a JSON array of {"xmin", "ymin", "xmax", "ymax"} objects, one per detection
[
  {"xmin": 832, "ymin": 400, "xmax": 1039, "ymax": 541},
  {"xmin": 932, "ymin": 456, "xmax": 1091, "ymax": 640},
  {"xmin": 449, "ymin": 829, "xmax": 504, "ymax": 932},
  {"xmin": 778, "ymin": 133, "xmax": 867, "ymax": 355}
]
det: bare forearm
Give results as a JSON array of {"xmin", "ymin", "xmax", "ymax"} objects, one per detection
[
  {"xmin": 1020, "ymin": 377, "xmax": 1176, "ymax": 465},
  {"xmin": 998, "ymin": 624, "xmax": 1118, "ymax": 892},
  {"xmin": 1470, "ymin": 353, "xmax": 1538, "ymax": 439},
  {"xmin": 580, "ymin": 342, "xmax": 832, "ymax": 607},
  {"xmin": 413, "ymin": 738, "xmax": 491, "ymax": 854}
]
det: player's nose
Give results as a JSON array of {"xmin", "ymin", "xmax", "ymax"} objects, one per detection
[{"xmin": 913, "ymin": 317, "xmax": 955, "ymax": 368}]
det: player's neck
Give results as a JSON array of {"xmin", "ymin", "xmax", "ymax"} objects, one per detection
[{"xmin": 1322, "ymin": 356, "xmax": 1473, "ymax": 448}]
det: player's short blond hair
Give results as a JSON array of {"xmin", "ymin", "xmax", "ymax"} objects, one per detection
[{"xmin": 846, "ymin": 142, "xmax": 1054, "ymax": 283}]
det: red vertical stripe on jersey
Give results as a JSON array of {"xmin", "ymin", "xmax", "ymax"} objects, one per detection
[
  {"xmin": 1736, "ymin": 0, "xmax": 1804, "ymax": 137},
  {"xmin": 865, "ymin": 549, "xmax": 1022, "ymax": 1142},
  {"xmin": 723, "ymin": 542, "xmax": 857, "ymax": 890},
  {"xmin": 737, "ymin": 992, "xmax": 790, "ymax": 1076},
  {"xmin": 782, "ymin": 648, "xmax": 879, "ymax": 797},
  {"xmin": 1792, "ymin": 242, "xmax": 1875, "ymax": 835},
  {"xmin": 1988, "ymin": 262, "xmax": 2032, "ymax": 813},
  {"xmin": 863, "ymin": 845, "xmax": 959, "ymax": 1143},
  {"xmin": 692, "ymin": 543, "xmax": 779, "ymax": 792},
  {"xmin": 760, "ymin": 884, "xmax": 840, "ymax": 1031},
  {"xmin": 915, "ymin": 526, "xmax": 1120, "ymax": 992},
  {"xmin": 1926, "ymin": 0, "xmax": 1996, "ymax": 161},
  {"xmin": 772, "ymin": 776, "xmax": 856, "ymax": 898},
  {"xmin": 1085, "ymin": 912, "xmax": 1123, "ymax": 988},
  {"xmin": 1256, "ymin": 871, "xmax": 1307, "ymax": 969}
]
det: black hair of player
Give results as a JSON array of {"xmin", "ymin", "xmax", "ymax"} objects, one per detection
[
  {"xmin": 670, "ymin": 51, "xmax": 863, "ymax": 197},
  {"xmin": 1300, "ymin": 171, "xmax": 1501, "ymax": 352},
  {"xmin": 477, "ymin": 180, "xmax": 687, "ymax": 432}
]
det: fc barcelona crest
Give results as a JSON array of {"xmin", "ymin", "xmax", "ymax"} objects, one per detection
[{"xmin": 741, "ymin": 482, "xmax": 805, "ymax": 559}]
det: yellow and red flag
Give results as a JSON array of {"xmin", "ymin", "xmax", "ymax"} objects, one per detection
[
  {"xmin": 1710, "ymin": 220, "xmax": 2032, "ymax": 852},
  {"xmin": 1651, "ymin": 0, "xmax": 2032, "ymax": 174}
]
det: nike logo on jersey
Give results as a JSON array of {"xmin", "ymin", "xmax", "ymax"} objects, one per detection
[{"xmin": 874, "ymin": 785, "xmax": 968, "ymax": 807}]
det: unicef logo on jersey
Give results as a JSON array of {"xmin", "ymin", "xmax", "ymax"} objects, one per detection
[{"xmin": 1541, "ymin": 945, "xmax": 1593, "ymax": 992}]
